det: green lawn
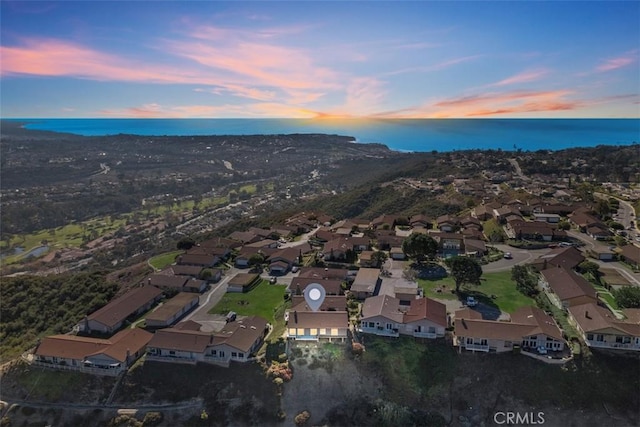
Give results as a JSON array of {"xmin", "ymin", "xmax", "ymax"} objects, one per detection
[
  {"xmin": 209, "ymin": 281, "xmax": 287, "ymax": 323},
  {"xmin": 148, "ymin": 250, "xmax": 183, "ymax": 270},
  {"xmin": 419, "ymin": 270, "xmax": 536, "ymax": 313}
]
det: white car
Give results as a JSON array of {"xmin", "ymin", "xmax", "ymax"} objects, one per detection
[{"xmin": 503, "ymin": 252, "xmax": 512, "ymax": 259}]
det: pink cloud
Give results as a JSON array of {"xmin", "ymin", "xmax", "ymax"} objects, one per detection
[
  {"xmin": 99, "ymin": 102, "xmax": 317, "ymax": 119},
  {"xmin": 378, "ymin": 90, "xmax": 582, "ymax": 118},
  {"xmin": 491, "ymin": 68, "xmax": 550, "ymax": 86},
  {"xmin": 596, "ymin": 50, "xmax": 638, "ymax": 72},
  {"xmin": 383, "ymin": 55, "xmax": 482, "ymax": 76}
]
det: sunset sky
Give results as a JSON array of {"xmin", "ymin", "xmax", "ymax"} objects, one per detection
[{"xmin": 1, "ymin": 1, "xmax": 638, "ymax": 119}]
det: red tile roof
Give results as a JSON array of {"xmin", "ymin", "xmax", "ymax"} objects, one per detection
[{"xmin": 88, "ymin": 285, "xmax": 162, "ymax": 329}]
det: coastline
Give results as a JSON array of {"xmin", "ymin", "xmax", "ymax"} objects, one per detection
[{"xmin": 1, "ymin": 118, "xmax": 638, "ymax": 153}]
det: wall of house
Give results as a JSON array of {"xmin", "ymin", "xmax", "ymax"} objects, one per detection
[
  {"xmin": 87, "ymin": 319, "xmax": 119, "ymax": 334},
  {"xmin": 402, "ymin": 320, "xmax": 445, "ymax": 338}
]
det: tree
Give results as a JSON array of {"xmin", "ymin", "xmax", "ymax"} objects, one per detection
[
  {"xmin": 248, "ymin": 253, "xmax": 265, "ymax": 269},
  {"xmin": 614, "ymin": 287, "xmax": 640, "ymax": 309},
  {"xmin": 446, "ymin": 256, "xmax": 482, "ymax": 293},
  {"xmin": 578, "ymin": 260, "xmax": 600, "ymax": 282},
  {"xmin": 176, "ymin": 237, "xmax": 195, "ymax": 250},
  {"xmin": 401, "ymin": 233, "xmax": 438, "ymax": 262},
  {"xmin": 511, "ymin": 265, "xmax": 538, "ymax": 297},
  {"xmin": 557, "ymin": 220, "xmax": 571, "ymax": 231},
  {"xmin": 370, "ymin": 251, "xmax": 388, "ymax": 268}
]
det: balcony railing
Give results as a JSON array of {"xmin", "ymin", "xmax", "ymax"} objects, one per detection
[
  {"xmin": 462, "ymin": 343, "xmax": 490, "ymax": 352},
  {"xmin": 29, "ymin": 359, "xmax": 124, "ymax": 376},
  {"xmin": 358, "ymin": 327, "xmax": 399, "ymax": 338},
  {"xmin": 588, "ymin": 341, "xmax": 640, "ymax": 350},
  {"xmin": 413, "ymin": 331, "xmax": 438, "ymax": 339},
  {"xmin": 145, "ymin": 355, "xmax": 198, "ymax": 365}
]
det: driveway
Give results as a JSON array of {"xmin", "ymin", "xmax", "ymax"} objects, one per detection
[{"xmin": 182, "ymin": 268, "xmax": 237, "ymax": 323}]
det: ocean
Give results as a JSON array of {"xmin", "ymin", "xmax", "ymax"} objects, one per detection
[{"xmin": 10, "ymin": 118, "xmax": 640, "ymax": 153}]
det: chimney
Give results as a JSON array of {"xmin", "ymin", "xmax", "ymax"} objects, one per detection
[
  {"xmin": 585, "ymin": 311, "xmax": 591, "ymax": 319},
  {"xmin": 461, "ymin": 318, "xmax": 467, "ymax": 328},
  {"xmin": 294, "ymin": 311, "xmax": 298, "ymax": 323}
]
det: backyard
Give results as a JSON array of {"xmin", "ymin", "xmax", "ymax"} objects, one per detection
[
  {"xmin": 209, "ymin": 281, "xmax": 289, "ymax": 342},
  {"xmin": 419, "ymin": 270, "xmax": 536, "ymax": 313}
]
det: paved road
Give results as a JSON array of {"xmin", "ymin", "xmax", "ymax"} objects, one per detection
[
  {"xmin": 183, "ymin": 270, "xmax": 237, "ymax": 323},
  {"xmin": 482, "ymin": 244, "xmax": 549, "ymax": 273}
]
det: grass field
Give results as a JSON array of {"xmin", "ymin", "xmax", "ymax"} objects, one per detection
[
  {"xmin": 148, "ymin": 250, "xmax": 183, "ymax": 270},
  {"xmin": 209, "ymin": 281, "xmax": 287, "ymax": 322},
  {"xmin": 419, "ymin": 270, "xmax": 536, "ymax": 313}
]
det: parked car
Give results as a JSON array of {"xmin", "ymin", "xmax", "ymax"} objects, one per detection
[
  {"xmin": 536, "ymin": 346, "xmax": 548, "ymax": 355},
  {"xmin": 269, "ymin": 276, "xmax": 277, "ymax": 284},
  {"xmin": 466, "ymin": 296, "xmax": 478, "ymax": 307},
  {"xmin": 226, "ymin": 311, "xmax": 237, "ymax": 323},
  {"xmin": 503, "ymin": 252, "xmax": 512, "ymax": 259},
  {"xmin": 291, "ymin": 266, "xmax": 299, "ymax": 273}
]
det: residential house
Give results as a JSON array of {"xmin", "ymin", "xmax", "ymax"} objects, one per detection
[
  {"xmin": 351, "ymin": 268, "xmax": 381, "ymax": 300},
  {"xmin": 177, "ymin": 251, "xmax": 219, "ymax": 268},
  {"xmin": 287, "ymin": 310, "xmax": 349, "ymax": 342},
  {"xmin": 227, "ymin": 273, "xmax": 262, "ymax": 293},
  {"xmin": 245, "ymin": 239, "xmax": 279, "ymax": 250},
  {"xmin": 568, "ymin": 303, "xmax": 640, "ymax": 351},
  {"xmin": 145, "ymin": 293, "xmax": 199, "ymax": 328},
  {"xmin": 146, "ymin": 316, "xmax": 269, "ymax": 366},
  {"xmin": 374, "ymin": 230, "xmax": 404, "ymax": 250},
  {"xmin": 454, "ymin": 306, "xmax": 565, "ymax": 353},
  {"xmin": 586, "ymin": 225, "xmax": 613, "ymax": 241},
  {"xmin": 402, "ymin": 297, "xmax": 447, "ymax": 338},
  {"xmin": 297, "ymin": 267, "xmax": 349, "ymax": 281},
  {"xmin": 436, "ymin": 215, "xmax": 460, "ymax": 232},
  {"xmin": 538, "ymin": 267, "xmax": 598, "ymax": 309},
  {"xmin": 359, "ymin": 294, "xmax": 405, "ymax": 337},
  {"xmin": 313, "ymin": 227, "xmax": 340, "ymax": 243},
  {"xmin": 569, "ymin": 212, "xmax": 602, "ymax": 232},
  {"xmin": 472, "ymin": 205, "xmax": 494, "ymax": 221},
  {"xmin": 530, "ymin": 246, "xmax": 585, "ymax": 271},
  {"xmin": 359, "ymin": 251, "xmax": 375, "ymax": 267},
  {"xmin": 79, "ymin": 285, "xmax": 163, "ymax": 334},
  {"xmin": 228, "ymin": 230, "xmax": 262, "ymax": 245},
  {"xmin": 460, "ymin": 216, "xmax": 482, "ymax": 230},
  {"xmin": 390, "ymin": 247, "xmax": 406, "ymax": 260},
  {"xmin": 464, "ymin": 238, "xmax": 488, "ymax": 257},
  {"xmin": 430, "ymin": 231, "xmax": 465, "ymax": 257},
  {"xmin": 409, "ymin": 214, "xmax": 433, "ymax": 229},
  {"xmin": 506, "ymin": 219, "xmax": 557, "ymax": 241},
  {"xmin": 166, "ymin": 265, "xmax": 205, "ymax": 278},
  {"xmin": 371, "ymin": 214, "xmax": 401, "ymax": 230},
  {"xmin": 288, "ymin": 277, "xmax": 344, "ymax": 296},
  {"xmin": 619, "ymin": 245, "xmax": 640, "ymax": 269},
  {"xmin": 33, "ymin": 328, "xmax": 153, "ymax": 376},
  {"xmin": 533, "ymin": 213, "xmax": 561, "ymax": 223},
  {"xmin": 146, "ymin": 274, "xmax": 208, "ymax": 294},
  {"xmin": 268, "ymin": 247, "xmax": 300, "ymax": 275},
  {"xmin": 290, "ymin": 295, "xmax": 347, "ymax": 312}
]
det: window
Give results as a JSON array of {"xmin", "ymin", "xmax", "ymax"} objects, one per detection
[
  {"xmin": 616, "ymin": 336, "xmax": 623, "ymax": 343},
  {"xmin": 428, "ymin": 326, "xmax": 436, "ymax": 333},
  {"xmin": 231, "ymin": 352, "xmax": 237, "ymax": 358},
  {"xmin": 587, "ymin": 333, "xmax": 594, "ymax": 340},
  {"xmin": 169, "ymin": 351, "xmax": 175, "ymax": 355},
  {"xmin": 386, "ymin": 323, "xmax": 393, "ymax": 330},
  {"xmin": 623, "ymin": 337, "xmax": 631, "ymax": 344},
  {"xmin": 368, "ymin": 322, "xmax": 375, "ymax": 328},
  {"xmin": 466, "ymin": 338, "xmax": 473, "ymax": 345},
  {"xmin": 596, "ymin": 334, "xmax": 604, "ymax": 342},
  {"xmin": 211, "ymin": 350, "xmax": 217, "ymax": 356},
  {"xmin": 480, "ymin": 339, "xmax": 488, "ymax": 346}
]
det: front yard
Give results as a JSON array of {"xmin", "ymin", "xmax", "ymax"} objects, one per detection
[{"xmin": 419, "ymin": 270, "xmax": 536, "ymax": 313}]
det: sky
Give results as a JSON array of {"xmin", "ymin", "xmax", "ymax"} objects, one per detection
[{"xmin": 1, "ymin": 1, "xmax": 639, "ymax": 119}]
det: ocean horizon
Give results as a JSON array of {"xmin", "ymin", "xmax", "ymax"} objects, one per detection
[{"xmin": 6, "ymin": 118, "xmax": 640, "ymax": 153}]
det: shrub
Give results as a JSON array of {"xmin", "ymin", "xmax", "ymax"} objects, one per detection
[
  {"xmin": 294, "ymin": 410, "xmax": 311, "ymax": 426},
  {"xmin": 352, "ymin": 342, "xmax": 364, "ymax": 356},
  {"xmin": 142, "ymin": 412, "xmax": 163, "ymax": 427},
  {"xmin": 266, "ymin": 361, "xmax": 293, "ymax": 382}
]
